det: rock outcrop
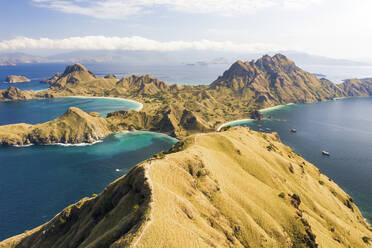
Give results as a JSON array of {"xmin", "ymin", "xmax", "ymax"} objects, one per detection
[
  {"xmin": 5, "ymin": 75, "xmax": 31, "ymax": 83},
  {"xmin": 0, "ymin": 87, "xmax": 34, "ymax": 101},
  {"xmin": 40, "ymin": 73, "xmax": 61, "ymax": 84},
  {"xmin": 1, "ymin": 127, "xmax": 370, "ymax": 247}
]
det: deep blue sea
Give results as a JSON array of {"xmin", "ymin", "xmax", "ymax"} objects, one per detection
[
  {"xmin": 1, "ymin": 62, "xmax": 372, "ymax": 241},
  {"xmin": 232, "ymin": 97, "xmax": 372, "ymax": 224}
]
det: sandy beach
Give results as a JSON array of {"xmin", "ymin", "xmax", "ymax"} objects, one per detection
[
  {"xmin": 64, "ymin": 95, "xmax": 144, "ymax": 111},
  {"xmin": 217, "ymin": 119, "xmax": 253, "ymax": 131}
]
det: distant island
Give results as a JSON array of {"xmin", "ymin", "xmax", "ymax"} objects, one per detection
[{"xmin": 5, "ymin": 75, "xmax": 31, "ymax": 83}]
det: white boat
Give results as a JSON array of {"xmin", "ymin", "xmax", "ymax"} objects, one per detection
[{"xmin": 322, "ymin": 151, "xmax": 330, "ymax": 156}]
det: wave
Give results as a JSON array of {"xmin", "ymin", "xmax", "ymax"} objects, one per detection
[
  {"xmin": 14, "ymin": 144, "xmax": 34, "ymax": 148},
  {"xmin": 50, "ymin": 140, "xmax": 103, "ymax": 147}
]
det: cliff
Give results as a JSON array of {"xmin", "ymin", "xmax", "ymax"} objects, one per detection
[
  {"xmin": 5, "ymin": 75, "xmax": 31, "ymax": 83},
  {"xmin": 1, "ymin": 127, "xmax": 371, "ymax": 247},
  {"xmin": 0, "ymin": 107, "xmax": 111, "ymax": 146}
]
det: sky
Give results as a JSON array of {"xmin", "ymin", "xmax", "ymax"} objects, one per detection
[{"xmin": 0, "ymin": 0, "xmax": 372, "ymax": 60}]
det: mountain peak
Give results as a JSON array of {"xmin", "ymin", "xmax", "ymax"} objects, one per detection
[{"xmin": 62, "ymin": 64, "xmax": 92, "ymax": 77}]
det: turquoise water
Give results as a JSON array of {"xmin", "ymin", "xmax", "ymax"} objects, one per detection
[
  {"xmin": 0, "ymin": 97, "xmax": 176, "ymax": 241},
  {"xmin": 0, "ymin": 97, "xmax": 140, "ymax": 125},
  {"xmin": 232, "ymin": 97, "xmax": 372, "ymax": 223},
  {"xmin": 0, "ymin": 131, "xmax": 177, "ymax": 240}
]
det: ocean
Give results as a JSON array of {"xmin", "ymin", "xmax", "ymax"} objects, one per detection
[
  {"xmin": 232, "ymin": 97, "xmax": 372, "ymax": 224},
  {"xmin": 0, "ymin": 96, "xmax": 177, "ymax": 240},
  {"xmin": 1, "ymin": 62, "xmax": 372, "ymax": 240}
]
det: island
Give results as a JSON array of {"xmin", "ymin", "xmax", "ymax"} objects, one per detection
[
  {"xmin": 0, "ymin": 55, "xmax": 371, "ymax": 247},
  {"xmin": 1, "ymin": 55, "xmax": 372, "ymax": 144},
  {"xmin": 5, "ymin": 75, "xmax": 31, "ymax": 83}
]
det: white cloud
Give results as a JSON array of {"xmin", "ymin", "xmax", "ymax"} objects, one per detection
[
  {"xmin": 0, "ymin": 36, "xmax": 283, "ymax": 52},
  {"xmin": 31, "ymin": 0, "xmax": 324, "ymax": 19}
]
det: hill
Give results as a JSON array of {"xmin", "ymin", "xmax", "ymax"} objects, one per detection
[
  {"xmin": 0, "ymin": 107, "xmax": 111, "ymax": 146},
  {"xmin": 2, "ymin": 54, "xmax": 372, "ymax": 142},
  {"xmin": 208, "ymin": 54, "xmax": 346, "ymax": 107},
  {"xmin": 1, "ymin": 127, "xmax": 370, "ymax": 247}
]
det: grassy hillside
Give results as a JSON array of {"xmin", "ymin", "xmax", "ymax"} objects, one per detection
[
  {"xmin": 2, "ymin": 127, "xmax": 370, "ymax": 247},
  {"xmin": 0, "ymin": 107, "xmax": 111, "ymax": 146}
]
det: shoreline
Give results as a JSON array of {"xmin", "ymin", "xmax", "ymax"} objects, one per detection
[
  {"xmin": 216, "ymin": 103, "xmax": 295, "ymax": 131},
  {"xmin": 63, "ymin": 95, "xmax": 143, "ymax": 111},
  {"xmin": 11, "ymin": 130, "xmax": 178, "ymax": 148},
  {"xmin": 259, "ymin": 102, "xmax": 294, "ymax": 113},
  {"xmin": 217, "ymin": 119, "xmax": 254, "ymax": 131}
]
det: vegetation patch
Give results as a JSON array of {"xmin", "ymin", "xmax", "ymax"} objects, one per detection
[
  {"xmin": 363, "ymin": 236, "xmax": 371, "ymax": 244},
  {"xmin": 278, "ymin": 192, "xmax": 286, "ymax": 198}
]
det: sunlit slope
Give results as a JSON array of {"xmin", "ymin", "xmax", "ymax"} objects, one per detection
[
  {"xmin": 137, "ymin": 127, "xmax": 371, "ymax": 247},
  {"xmin": 0, "ymin": 127, "xmax": 371, "ymax": 247},
  {"xmin": 0, "ymin": 107, "xmax": 111, "ymax": 145}
]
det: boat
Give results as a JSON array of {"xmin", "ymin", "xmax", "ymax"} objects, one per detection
[
  {"xmin": 322, "ymin": 151, "xmax": 330, "ymax": 156},
  {"xmin": 290, "ymin": 128, "xmax": 297, "ymax": 133}
]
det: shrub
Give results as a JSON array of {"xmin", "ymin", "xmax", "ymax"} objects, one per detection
[
  {"xmin": 318, "ymin": 180, "xmax": 324, "ymax": 185},
  {"xmin": 278, "ymin": 192, "xmax": 286, "ymax": 198},
  {"xmin": 59, "ymin": 216, "xmax": 66, "ymax": 224},
  {"xmin": 133, "ymin": 204, "xmax": 140, "ymax": 213},
  {"xmin": 220, "ymin": 125, "xmax": 232, "ymax": 132},
  {"xmin": 153, "ymin": 151, "xmax": 165, "ymax": 159},
  {"xmin": 362, "ymin": 236, "xmax": 371, "ymax": 244}
]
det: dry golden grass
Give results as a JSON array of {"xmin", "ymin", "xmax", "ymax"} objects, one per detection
[
  {"xmin": 0, "ymin": 127, "xmax": 371, "ymax": 248},
  {"xmin": 0, "ymin": 107, "xmax": 111, "ymax": 146},
  {"xmin": 135, "ymin": 127, "xmax": 371, "ymax": 247}
]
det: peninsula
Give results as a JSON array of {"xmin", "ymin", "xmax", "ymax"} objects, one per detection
[{"xmin": 1, "ymin": 127, "xmax": 370, "ymax": 247}]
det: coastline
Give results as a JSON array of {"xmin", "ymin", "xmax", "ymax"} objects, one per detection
[
  {"xmin": 11, "ymin": 130, "xmax": 178, "ymax": 148},
  {"xmin": 259, "ymin": 102, "xmax": 294, "ymax": 113},
  {"xmin": 63, "ymin": 95, "xmax": 144, "ymax": 111},
  {"xmin": 216, "ymin": 103, "xmax": 295, "ymax": 131},
  {"xmin": 217, "ymin": 119, "xmax": 253, "ymax": 131}
]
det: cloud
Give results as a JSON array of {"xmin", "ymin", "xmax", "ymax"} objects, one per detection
[
  {"xmin": 31, "ymin": 0, "xmax": 323, "ymax": 19},
  {"xmin": 0, "ymin": 36, "xmax": 283, "ymax": 53}
]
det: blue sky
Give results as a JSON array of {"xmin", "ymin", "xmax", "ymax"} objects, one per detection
[{"xmin": 0, "ymin": 0, "xmax": 372, "ymax": 60}]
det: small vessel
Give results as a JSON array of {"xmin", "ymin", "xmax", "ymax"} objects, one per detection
[
  {"xmin": 290, "ymin": 128, "xmax": 297, "ymax": 133},
  {"xmin": 322, "ymin": 151, "xmax": 330, "ymax": 156}
]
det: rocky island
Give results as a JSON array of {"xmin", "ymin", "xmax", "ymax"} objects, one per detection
[
  {"xmin": 1, "ymin": 55, "xmax": 372, "ymax": 145},
  {"xmin": 1, "ymin": 127, "xmax": 371, "ymax": 247},
  {"xmin": 5, "ymin": 75, "xmax": 31, "ymax": 83}
]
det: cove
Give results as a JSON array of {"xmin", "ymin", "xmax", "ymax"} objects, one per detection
[{"xmin": 0, "ymin": 97, "xmax": 141, "ymax": 126}]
